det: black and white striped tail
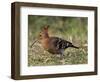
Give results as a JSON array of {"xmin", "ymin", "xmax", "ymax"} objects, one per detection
[
  {"xmin": 54, "ymin": 37, "xmax": 79, "ymax": 49},
  {"xmin": 70, "ymin": 44, "xmax": 79, "ymax": 49}
]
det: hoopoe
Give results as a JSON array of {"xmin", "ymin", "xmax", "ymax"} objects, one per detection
[
  {"xmin": 40, "ymin": 26, "xmax": 79, "ymax": 56},
  {"xmin": 38, "ymin": 25, "xmax": 79, "ymax": 58}
]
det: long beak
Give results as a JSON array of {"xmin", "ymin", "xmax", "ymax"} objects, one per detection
[{"xmin": 30, "ymin": 39, "xmax": 38, "ymax": 48}]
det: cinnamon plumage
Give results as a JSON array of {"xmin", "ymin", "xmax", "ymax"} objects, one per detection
[{"xmin": 38, "ymin": 25, "xmax": 79, "ymax": 57}]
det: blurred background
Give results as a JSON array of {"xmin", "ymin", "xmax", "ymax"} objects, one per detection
[{"xmin": 28, "ymin": 15, "xmax": 88, "ymax": 66}]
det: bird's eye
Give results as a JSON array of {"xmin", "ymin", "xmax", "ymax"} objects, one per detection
[{"xmin": 39, "ymin": 33, "xmax": 41, "ymax": 36}]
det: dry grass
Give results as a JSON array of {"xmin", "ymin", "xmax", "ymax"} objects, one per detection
[{"xmin": 28, "ymin": 42, "xmax": 88, "ymax": 66}]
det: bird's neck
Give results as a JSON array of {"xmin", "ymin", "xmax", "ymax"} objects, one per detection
[
  {"xmin": 43, "ymin": 33, "xmax": 50, "ymax": 39},
  {"xmin": 40, "ymin": 34, "xmax": 50, "ymax": 49}
]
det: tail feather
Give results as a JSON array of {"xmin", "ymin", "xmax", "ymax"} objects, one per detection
[{"xmin": 71, "ymin": 45, "xmax": 79, "ymax": 49}]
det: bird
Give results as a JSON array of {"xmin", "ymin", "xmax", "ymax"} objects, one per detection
[{"xmin": 38, "ymin": 25, "xmax": 79, "ymax": 58}]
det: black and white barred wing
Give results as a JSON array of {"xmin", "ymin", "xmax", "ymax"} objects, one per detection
[{"xmin": 50, "ymin": 37, "xmax": 72, "ymax": 50}]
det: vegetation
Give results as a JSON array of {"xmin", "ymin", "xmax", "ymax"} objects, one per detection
[{"xmin": 28, "ymin": 15, "xmax": 88, "ymax": 66}]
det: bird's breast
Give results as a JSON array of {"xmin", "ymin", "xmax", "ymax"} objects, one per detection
[{"xmin": 40, "ymin": 38, "xmax": 50, "ymax": 49}]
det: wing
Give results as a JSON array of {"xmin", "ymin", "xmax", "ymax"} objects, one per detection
[{"xmin": 50, "ymin": 37, "xmax": 72, "ymax": 50}]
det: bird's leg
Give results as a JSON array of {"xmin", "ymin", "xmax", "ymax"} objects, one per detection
[
  {"xmin": 56, "ymin": 53, "xmax": 64, "ymax": 59},
  {"xmin": 60, "ymin": 49, "xmax": 65, "ymax": 59},
  {"xmin": 60, "ymin": 53, "xmax": 64, "ymax": 60},
  {"xmin": 59, "ymin": 51, "xmax": 65, "ymax": 65}
]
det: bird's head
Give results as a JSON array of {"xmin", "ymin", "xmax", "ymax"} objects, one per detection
[{"xmin": 39, "ymin": 25, "xmax": 50, "ymax": 39}]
